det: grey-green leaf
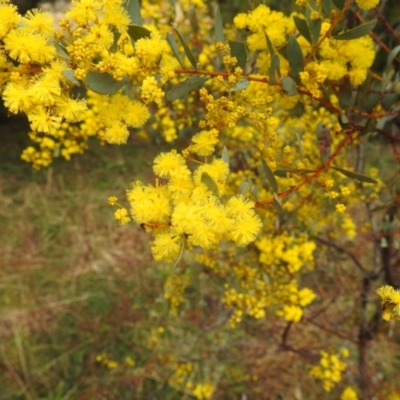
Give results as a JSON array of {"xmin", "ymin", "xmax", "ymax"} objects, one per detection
[
  {"xmin": 262, "ymin": 159, "xmax": 278, "ymax": 192},
  {"xmin": 127, "ymin": 0, "xmax": 142, "ymax": 26},
  {"xmin": 321, "ymin": 0, "xmax": 331, "ymax": 18},
  {"xmin": 214, "ymin": 4, "xmax": 225, "ymax": 43},
  {"xmin": 332, "ymin": 166, "xmax": 377, "ymax": 184},
  {"xmin": 264, "ymin": 32, "xmax": 275, "ymax": 56},
  {"xmin": 308, "ymin": 17, "xmax": 322, "ymax": 44},
  {"xmin": 166, "ymin": 76, "xmax": 209, "ymax": 101},
  {"xmin": 53, "ymin": 41, "xmax": 70, "ymax": 61},
  {"xmin": 201, "ymin": 173, "xmax": 219, "ymax": 197},
  {"xmin": 337, "ymin": 76, "xmax": 353, "ymax": 108},
  {"xmin": 167, "ymin": 32, "xmax": 183, "ymax": 66},
  {"xmin": 386, "ymin": 45, "xmax": 400, "ymax": 71},
  {"xmin": 274, "ymin": 169, "xmax": 294, "ymax": 178},
  {"xmin": 62, "ymin": 70, "xmax": 81, "ymax": 86},
  {"xmin": 333, "ymin": 19, "xmax": 377, "ymax": 40},
  {"xmin": 239, "ymin": 181, "xmax": 250, "ymax": 196},
  {"xmin": 281, "ymin": 76, "xmax": 299, "ymax": 96},
  {"xmin": 287, "ymin": 36, "xmax": 304, "ymax": 84},
  {"xmin": 222, "ymin": 146, "xmax": 230, "ymax": 165},
  {"xmin": 293, "ymin": 16, "xmax": 312, "ymax": 44},
  {"xmin": 251, "ymin": 186, "xmax": 259, "ymax": 199},
  {"xmin": 171, "ymin": 236, "xmax": 186, "ymax": 269},
  {"xmin": 269, "ymin": 53, "xmax": 280, "ymax": 85},
  {"xmin": 230, "ymin": 79, "xmax": 249, "ymax": 92},
  {"xmin": 173, "ymin": 27, "xmax": 197, "ymax": 68},
  {"xmin": 229, "ymin": 41, "xmax": 247, "ymax": 69},
  {"xmin": 332, "ymin": 0, "xmax": 345, "ymax": 10},
  {"xmin": 84, "ymin": 71, "xmax": 126, "ymax": 95},
  {"xmin": 273, "ymin": 193, "xmax": 283, "ymax": 214},
  {"xmin": 127, "ymin": 24, "xmax": 151, "ymax": 41},
  {"xmin": 110, "ymin": 31, "xmax": 122, "ymax": 52}
]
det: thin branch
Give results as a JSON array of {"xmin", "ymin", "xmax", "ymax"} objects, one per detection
[{"xmin": 314, "ymin": 237, "xmax": 368, "ymax": 274}]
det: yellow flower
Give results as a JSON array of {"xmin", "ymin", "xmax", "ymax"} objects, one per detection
[
  {"xmin": 104, "ymin": 121, "xmax": 130, "ymax": 144},
  {"xmin": 356, "ymin": 0, "xmax": 379, "ymax": 10},
  {"xmin": 228, "ymin": 212, "xmax": 262, "ymax": 246},
  {"xmin": 340, "ymin": 386, "xmax": 358, "ymax": 400},
  {"xmin": 114, "ymin": 208, "xmax": 130, "ymax": 225},
  {"xmin": 190, "ymin": 129, "xmax": 219, "ymax": 156},
  {"xmin": 23, "ymin": 9, "xmax": 55, "ymax": 37},
  {"xmin": 108, "ymin": 196, "xmax": 118, "ymax": 206},
  {"xmin": 56, "ymin": 96, "xmax": 87, "ymax": 122},
  {"xmin": 0, "ymin": 3, "xmax": 20, "ymax": 38},
  {"xmin": 153, "ymin": 151, "xmax": 187, "ymax": 178},
  {"xmin": 151, "ymin": 231, "xmax": 184, "ymax": 262},
  {"xmin": 5, "ymin": 28, "xmax": 55, "ymax": 64},
  {"xmin": 124, "ymin": 101, "xmax": 150, "ymax": 128},
  {"xmin": 28, "ymin": 108, "xmax": 61, "ymax": 133}
]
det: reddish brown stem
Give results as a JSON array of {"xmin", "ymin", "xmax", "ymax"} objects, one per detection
[{"xmin": 255, "ymin": 133, "xmax": 354, "ymax": 208}]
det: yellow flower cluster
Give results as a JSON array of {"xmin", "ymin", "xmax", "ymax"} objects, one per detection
[
  {"xmin": 376, "ymin": 285, "xmax": 400, "ymax": 321},
  {"xmin": 164, "ymin": 274, "xmax": 189, "ymax": 315},
  {"xmin": 192, "ymin": 383, "xmax": 214, "ymax": 400},
  {"xmin": 96, "ymin": 353, "xmax": 135, "ymax": 369},
  {"xmin": 235, "ymin": 4, "xmax": 375, "ymax": 99},
  {"xmin": 310, "ymin": 349, "xmax": 349, "ymax": 392},
  {"xmin": 341, "ymin": 386, "xmax": 359, "ymax": 400},
  {"xmin": 234, "ymin": 5, "xmax": 290, "ymax": 52},
  {"xmin": 122, "ymin": 145, "xmax": 262, "ymax": 262},
  {"xmin": 256, "ymin": 234, "xmax": 316, "ymax": 274},
  {"xmin": 95, "ymin": 353, "xmax": 119, "ymax": 369}
]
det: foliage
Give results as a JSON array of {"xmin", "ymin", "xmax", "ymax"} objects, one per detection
[{"xmin": 1, "ymin": 0, "xmax": 400, "ymax": 398}]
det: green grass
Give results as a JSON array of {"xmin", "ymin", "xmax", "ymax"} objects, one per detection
[{"xmin": 0, "ymin": 121, "xmax": 180, "ymax": 399}]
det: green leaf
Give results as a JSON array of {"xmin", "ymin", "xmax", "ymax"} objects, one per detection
[
  {"xmin": 167, "ymin": 32, "xmax": 183, "ymax": 66},
  {"xmin": 359, "ymin": 118, "xmax": 377, "ymax": 137},
  {"xmin": 166, "ymin": 76, "xmax": 209, "ymax": 101},
  {"xmin": 332, "ymin": 166, "xmax": 377, "ymax": 184},
  {"xmin": 127, "ymin": 24, "xmax": 151, "ymax": 41},
  {"xmin": 287, "ymin": 36, "xmax": 304, "ymax": 84},
  {"xmin": 386, "ymin": 45, "xmax": 400, "ymax": 70},
  {"xmin": 333, "ymin": 19, "xmax": 377, "ymax": 40},
  {"xmin": 332, "ymin": 0, "xmax": 345, "ymax": 10},
  {"xmin": 321, "ymin": 0, "xmax": 331, "ymax": 18},
  {"xmin": 382, "ymin": 92, "xmax": 399, "ymax": 110},
  {"xmin": 239, "ymin": 181, "xmax": 250, "ymax": 196},
  {"xmin": 110, "ymin": 31, "xmax": 122, "ymax": 52},
  {"xmin": 214, "ymin": 4, "xmax": 225, "ymax": 43},
  {"xmin": 274, "ymin": 169, "xmax": 294, "ymax": 178},
  {"xmin": 316, "ymin": 122, "xmax": 332, "ymax": 165},
  {"xmin": 337, "ymin": 76, "xmax": 353, "ymax": 108},
  {"xmin": 296, "ymin": 130, "xmax": 304, "ymax": 159},
  {"xmin": 230, "ymin": 79, "xmax": 249, "ymax": 92},
  {"xmin": 269, "ymin": 53, "xmax": 280, "ymax": 85},
  {"xmin": 381, "ymin": 69, "xmax": 394, "ymax": 92},
  {"xmin": 84, "ymin": 71, "xmax": 126, "ymax": 95},
  {"xmin": 127, "ymin": 0, "xmax": 142, "ymax": 26},
  {"xmin": 201, "ymin": 172, "xmax": 219, "ymax": 197},
  {"xmin": 261, "ymin": 159, "xmax": 278, "ymax": 192},
  {"xmin": 222, "ymin": 146, "xmax": 230, "ymax": 165},
  {"xmin": 293, "ymin": 16, "xmax": 312, "ymax": 44},
  {"xmin": 228, "ymin": 41, "xmax": 247, "ymax": 69},
  {"xmin": 308, "ymin": 17, "xmax": 322, "ymax": 44},
  {"xmin": 264, "ymin": 32, "xmax": 275, "ymax": 56},
  {"xmin": 173, "ymin": 27, "xmax": 197, "ymax": 68},
  {"xmin": 171, "ymin": 236, "xmax": 186, "ymax": 269},
  {"xmin": 281, "ymin": 76, "xmax": 298, "ymax": 96},
  {"xmin": 272, "ymin": 193, "xmax": 283, "ymax": 214},
  {"xmin": 62, "ymin": 70, "xmax": 81, "ymax": 86},
  {"xmin": 52, "ymin": 41, "xmax": 70, "ymax": 61},
  {"xmin": 251, "ymin": 186, "xmax": 259, "ymax": 199}
]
